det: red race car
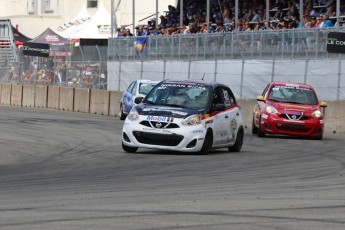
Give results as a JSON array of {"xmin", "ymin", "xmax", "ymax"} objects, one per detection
[{"xmin": 252, "ymin": 81, "xmax": 327, "ymax": 140}]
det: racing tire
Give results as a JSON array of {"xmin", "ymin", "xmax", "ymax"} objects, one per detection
[
  {"xmin": 119, "ymin": 104, "xmax": 126, "ymax": 120},
  {"xmin": 199, "ymin": 130, "xmax": 213, "ymax": 154},
  {"xmin": 122, "ymin": 142, "xmax": 138, "ymax": 153},
  {"xmin": 257, "ymin": 116, "xmax": 266, "ymax": 137},
  {"xmin": 251, "ymin": 117, "xmax": 258, "ymax": 134},
  {"xmin": 228, "ymin": 126, "xmax": 244, "ymax": 152}
]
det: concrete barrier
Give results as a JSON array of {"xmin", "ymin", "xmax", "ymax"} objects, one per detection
[
  {"xmin": 1, "ymin": 84, "xmax": 11, "ymax": 105},
  {"xmin": 2, "ymin": 84, "xmax": 345, "ymax": 133},
  {"xmin": 90, "ymin": 89, "xmax": 110, "ymax": 115},
  {"xmin": 11, "ymin": 84, "xmax": 23, "ymax": 106},
  {"xmin": 35, "ymin": 85, "xmax": 48, "ymax": 108},
  {"xmin": 59, "ymin": 87, "xmax": 74, "ymax": 111},
  {"xmin": 22, "ymin": 85, "xmax": 35, "ymax": 107},
  {"xmin": 237, "ymin": 99, "xmax": 256, "ymax": 129},
  {"xmin": 74, "ymin": 88, "xmax": 90, "ymax": 113},
  {"xmin": 109, "ymin": 91, "xmax": 122, "ymax": 117},
  {"xmin": 47, "ymin": 86, "xmax": 60, "ymax": 110},
  {"xmin": 323, "ymin": 101, "xmax": 345, "ymax": 133}
]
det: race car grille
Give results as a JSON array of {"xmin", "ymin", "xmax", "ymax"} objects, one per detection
[
  {"xmin": 133, "ymin": 131, "xmax": 183, "ymax": 146},
  {"xmin": 140, "ymin": 121, "xmax": 180, "ymax": 129},
  {"xmin": 279, "ymin": 114, "xmax": 309, "ymax": 121},
  {"xmin": 276, "ymin": 123, "xmax": 311, "ymax": 133}
]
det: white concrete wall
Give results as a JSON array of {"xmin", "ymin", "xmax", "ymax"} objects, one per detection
[{"xmin": 107, "ymin": 59, "xmax": 345, "ymax": 101}]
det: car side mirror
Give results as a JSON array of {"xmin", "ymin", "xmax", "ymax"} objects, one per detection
[
  {"xmin": 213, "ymin": 103, "xmax": 225, "ymax": 111},
  {"xmin": 256, "ymin": 95, "xmax": 264, "ymax": 101},
  {"xmin": 319, "ymin": 101, "xmax": 327, "ymax": 108},
  {"xmin": 134, "ymin": 96, "xmax": 144, "ymax": 104}
]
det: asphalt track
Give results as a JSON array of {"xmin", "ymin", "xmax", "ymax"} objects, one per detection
[{"xmin": 1, "ymin": 106, "xmax": 345, "ymax": 230}]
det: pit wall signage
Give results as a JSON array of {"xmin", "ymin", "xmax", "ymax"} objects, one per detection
[{"xmin": 327, "ymin": 32, "xmax": 345, "ymax": 54}]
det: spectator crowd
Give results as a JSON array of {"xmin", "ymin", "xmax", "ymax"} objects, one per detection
[{"xmin": 113, "ymin": 0, "xmax": 344, "ymax": 37}]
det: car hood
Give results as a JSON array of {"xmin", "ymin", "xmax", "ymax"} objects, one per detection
[
  {"xmin": 269, "ymin": 101, "xmax": 320, "ymax": 114},
  {"xmin": 136, "ymin": 104, "xmax": 206, "ymax": 119}
]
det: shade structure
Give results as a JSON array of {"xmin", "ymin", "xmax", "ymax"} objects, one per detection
[{"xmin": 29, "ymin": 28, "xmax": 71, "ymax": 56}]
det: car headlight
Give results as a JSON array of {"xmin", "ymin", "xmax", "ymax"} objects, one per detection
[
  {"xmin": 311, "ymin": 110, "xmax": 323, "ymax": 118},
  {"xmin": 265, "ymin": 105, "xmax": 278, "ymax": 114},
  {"xmin": 127, "ymin": 108, "xmax": 139, "ymax": 121},
  {"xmin": 182, "ymin": 114, "xmax": 202, "ymax": 126}
]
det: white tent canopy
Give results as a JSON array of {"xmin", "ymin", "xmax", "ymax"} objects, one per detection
[
  {"xmin": 71, "ymin": 1, "xmax": 111, "ymax": 39},
  {"xmin": 56, "ymin": 3, "xmax": 91, "ymax": 38}
]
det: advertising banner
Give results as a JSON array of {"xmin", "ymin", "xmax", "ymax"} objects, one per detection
[
  {"xmin": 327, "ymin": 32, "xmax": 345, "ymax": 54},
  {"xmin": 23, "ymin": 42, "xmax": 50, "ymax": 57}
]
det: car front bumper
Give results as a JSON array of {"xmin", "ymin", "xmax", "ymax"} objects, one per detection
[
  {"xmin": 260, "ymin": 114, "xmax": 324, "ymax": 138},
  {"xmin": 122, "ymin": 119, "xmax": 207, "ymax": 152}
]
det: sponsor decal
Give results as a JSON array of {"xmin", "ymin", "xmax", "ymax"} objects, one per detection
[
  {"xmin": 45, "ymin": 34, "xmax": 60, "ymax": 42},
  {"xmin": 192, "ymin": 130, "xmax": 204, "ymax": 133},
  {"xmin": 97, "ymin": 25, "xmax": 111, "ymax": 34},
  {"xmin": 142, "ymin": 108, "xmax": 187, "ymax": 116},
  {"xmin": 284, "ymin": 109, "xmax": 303, "ymax": 115},
  {"xmin": 142, "ymin": 127, "xmax": 172, "ymax": 133},
  {"xmin": 230, "ymin": 119, "xmax": 237, "ymax": 131},
  {"xmin": 261, "ymin": 114, "xmax": 268, "ymax": 119},
  {"xmin": 23, "ymin": 42, "xmax": 50, "ymax": 57},
  {"xmin": 146, "ymin": 116, "xmax": 174, "ymax": 122}
]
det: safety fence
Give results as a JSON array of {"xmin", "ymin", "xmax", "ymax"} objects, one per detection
[
  {"xmin": 108, "ymin": 28, "xmax": 345, "ymax": 61},
  {"xmin": 1, "ymin": 45, "xmax": 108, "ymax": 89}
]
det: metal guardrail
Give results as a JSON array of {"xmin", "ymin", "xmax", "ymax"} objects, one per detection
[{"xmin": 108, "ymin": 28, "xmax": 345, "ymax": 61}]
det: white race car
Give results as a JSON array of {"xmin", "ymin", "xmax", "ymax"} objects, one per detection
[
  {"xmin": 122, "ymin": 80, "xmax": 244, "ymax": 153},
  {"xmin": 119, "ymin": 79, "xmax": 160, "ymax": 120}
]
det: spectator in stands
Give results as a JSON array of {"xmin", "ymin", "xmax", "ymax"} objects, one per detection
[
  {"xmin": 115, "ymin": 28, "xmax": 124, "ymax": 37},
  {"xmin": 124, "ymin": 28, "xmax": 133, "ymax": 37},
  {"xmin": 159, "ymin": 15, "xmax": 167, "ymax": 29},
  {"xmin": 317, "ymin": 15, "xmax": 325, "ymax": 28},
  {"xmin": 134, "ymin": 26, "xmax": 148, "ymax": 57},
  {"xmin": 322, "ymin": 15, "xmax": 334, "ymax": 27},
  {"xmin": 222, "ymin": 2, "xmax": 233, "ymax": 24},
  {"xmin": 251, "ymin": 9, "xmax": 261, "ymax": 22}
]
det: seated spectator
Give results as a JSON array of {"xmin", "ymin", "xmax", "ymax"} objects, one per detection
[
  {"xmin": 159, "ymin": 15, "xmax": 167, "ymax": 29},
  {"xmin": 322, "ymin": 15, "xmax": 334, "ymax": 27}
]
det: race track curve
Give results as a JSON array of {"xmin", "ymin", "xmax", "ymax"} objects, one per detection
[{"xmin": 1, "ymin": 106, "xmax": 345, "ymax": 230}]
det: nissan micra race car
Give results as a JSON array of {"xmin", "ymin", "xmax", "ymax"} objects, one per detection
[
  {"xmin": 252, "ymin": 81, "xmax": 327, "ymax": 140},
  {"xmin": 122, "ymin": 80, "xmax": 244, "ymax": 153}
]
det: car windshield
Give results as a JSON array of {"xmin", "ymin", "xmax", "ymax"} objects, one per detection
[
  {"xmin": 138, "ymin": 82, "xmax": 158, "ymax": 96},
  {"xmin": 268, "ymin": 85, "xmax": 317, "ymax": 105},
  {"xmin": 144, "ymin": 82, "xmax": 210, "ymax": 109}
]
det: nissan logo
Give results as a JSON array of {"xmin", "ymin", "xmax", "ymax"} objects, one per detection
[{"xmin": 155, "ymin": 122, "xmax": 162, "ymax": 128}]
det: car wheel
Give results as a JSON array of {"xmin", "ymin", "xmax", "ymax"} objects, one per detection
[
  {"xmin": 257, "ymin": 116, "xmax": 266, "ymax": 137},
  {"xmin": 199, "ymin": 130, "xmax": 213, "ymax": 154},
  {"xmin": 228, "ymin": 126, "xmax": 244, "ymax": 152},
  {"xmin": 122, "ymin": 142, "xmax": 138, "ymax": 153},
  {"xmin": 119, "ymin": 104, "xmax": 126, "ymax": 120},
  {"xmin": 251, "ymin": 116, "xmax": 258, "ymax": 134}
]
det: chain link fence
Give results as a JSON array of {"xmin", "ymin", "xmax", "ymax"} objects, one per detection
[{"xmin": 1, "ymin": 45, "xmax": 108, "ymax": 90}]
